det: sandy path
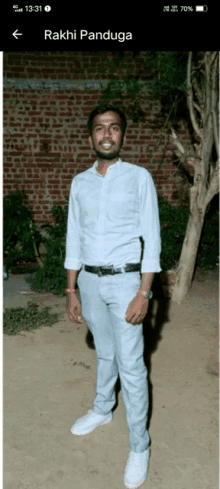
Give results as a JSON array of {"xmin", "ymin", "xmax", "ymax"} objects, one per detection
[{"xmin": 3, "ymin": 270, "xmax": 218, "ymax": 489}]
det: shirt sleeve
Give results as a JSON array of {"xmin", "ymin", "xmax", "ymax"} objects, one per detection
[
  {"xmin": 64, "ymin": 177, "xmax": 82, "ymax": 270},
  {"xmin": 139, "ymin": 169, "xmax": 162, "ymax": 273}
]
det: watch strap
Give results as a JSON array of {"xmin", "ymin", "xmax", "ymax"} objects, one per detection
[{"xmin": 137, "ymin": 288, "xmax": 153, "ymax": 300}]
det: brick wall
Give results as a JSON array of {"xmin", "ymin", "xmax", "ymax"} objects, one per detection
[{"xmin": 3, "ymin": 51, "xmax": 191, "ymax": 223}]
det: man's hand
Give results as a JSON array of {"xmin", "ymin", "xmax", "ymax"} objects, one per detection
[
  {"xmin": 125, "ymin": 293, "xmax": 149, "ymax": 325},
  {"xmin": 66, "ymin": 292, "xmax": 82, "ymax": 323}
]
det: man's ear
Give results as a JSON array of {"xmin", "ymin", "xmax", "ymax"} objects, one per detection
[
  {"xmin": 88, "ymin": 136, "xmax": 93, "ymax": 149},
  {"xmin": 122, "ymin": 133, "xmax": 127, "ymax": 147}
]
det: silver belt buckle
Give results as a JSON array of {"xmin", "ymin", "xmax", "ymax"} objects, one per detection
[{"xmin": 98, "ymin": 267, "xmax": 103, "ymax": 277}]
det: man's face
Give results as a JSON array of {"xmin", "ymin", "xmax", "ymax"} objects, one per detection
[{"xmin": 88, "ymin": 111, "xmax": 125, "ymax": 161}]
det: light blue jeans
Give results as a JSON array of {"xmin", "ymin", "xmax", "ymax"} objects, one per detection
[{"xmin": 77, "ymin": 266, "xmax": 150, "ymax": 453}]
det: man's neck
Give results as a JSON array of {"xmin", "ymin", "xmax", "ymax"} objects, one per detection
[{"xmin": 96, "ymin": 158, "xmax": 119, "ymax": 176}]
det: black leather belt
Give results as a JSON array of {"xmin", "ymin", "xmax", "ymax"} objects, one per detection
[{"xmin": 84, "ymin": 263, "xmax": 141, "ymax": 277}]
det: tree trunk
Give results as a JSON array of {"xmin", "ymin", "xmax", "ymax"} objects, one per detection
[{"xmin": 172, "ymin": 206, "xmax": 205, "ymax": 304}]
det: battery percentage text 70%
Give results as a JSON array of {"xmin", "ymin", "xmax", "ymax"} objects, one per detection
[{"xmin": 180, "ymin": 6, "xmax": 194, "ymax": 11}]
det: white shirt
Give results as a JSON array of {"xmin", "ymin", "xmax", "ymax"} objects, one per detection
[{"xmin": 64, "ymin": 159, "xmax": 161, "ymax": 273}]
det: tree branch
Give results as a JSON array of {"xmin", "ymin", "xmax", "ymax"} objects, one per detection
[
  {"xmin": 204, "ymin": 166, "xmax": 219, "ymax": 209},
  {"xmin": 187, "ymin": 52, "xmax": 203, "ymax": 139},
  {"xmin": 170, "ymin": 128, "xmax": 196, "ymax": 169},
  {"xmin": 210, "ymin": 51, "xmax": 218, "ymax": 67},
  {"xmin": 193, "ymin": 78, "xmax": 203, "ymax": 106},
  {"xmin": 211, "ymin": 55, "xmax": 219, "ymax": 158},
  {"xmin": 170, "ymin": 128, "xmax": 185, "ymax": 155},
  {"xmin": 204, "ymin": 52, "xmax": 211, "ymax": 121},
  {"xmin": 193, "ymin": 101, "xmax": 202, "ymax": 116},
  {"xmin": 212, "ymin": 109, "xmax": 219, "ymax": 159}
]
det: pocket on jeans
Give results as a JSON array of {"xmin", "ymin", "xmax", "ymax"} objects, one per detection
[
  {"xmin": 122, "ymin": 272, "xmax": 140, "ymax": 295},
  {"xmin": 77, "ymin": 268, "xmax": 84, "ymax": 288}
]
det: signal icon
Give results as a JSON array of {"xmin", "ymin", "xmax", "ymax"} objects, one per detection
[{"xmin": 13, "ymin": 5, "xmax": 23, "ymax": 12}]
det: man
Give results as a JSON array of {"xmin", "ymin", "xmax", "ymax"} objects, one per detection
[{"xmin": 64, "ymin": 104, "xmax": 161, "ymax": 489}]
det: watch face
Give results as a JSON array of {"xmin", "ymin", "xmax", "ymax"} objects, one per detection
[{"xmin": 147, "ymin": 291, "xmax": 153, "ymax": 300}]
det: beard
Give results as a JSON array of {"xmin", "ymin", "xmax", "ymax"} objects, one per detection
[
  {"xmin": 94, "ymin": 138, "xmax": 124, "ymax": 161},
  {"xmin": 94, "ymin": 148, "xmax": 121, "ymax": 160}
]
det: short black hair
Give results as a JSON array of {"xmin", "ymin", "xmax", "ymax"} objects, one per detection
[{"xmin": 87, "ymin": 104, "xmax": 127, "ymax": 136}]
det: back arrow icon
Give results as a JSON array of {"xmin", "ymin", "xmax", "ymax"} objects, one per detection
[{"xmin": 13, "ymin": 29, "xmax": 23, "ymax": 39}]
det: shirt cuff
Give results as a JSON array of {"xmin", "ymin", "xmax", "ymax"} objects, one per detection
[
  {"xmin": 64, "ymin": 258, "xmax": 82, "ymax": 270},
  {"xmin": 141, "ymin": 259, "xmax": 162, "ymax": 273}
]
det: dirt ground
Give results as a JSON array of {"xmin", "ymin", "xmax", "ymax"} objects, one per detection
[{"xmin": 3, "ymin": 269, "xmax": 219, "ymax": 489}]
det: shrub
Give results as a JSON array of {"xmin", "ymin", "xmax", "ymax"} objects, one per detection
[
  {"xmin": 158, "ymin": 196, "xmax": 188, "ymax": 270},
  {"xmin": 27, "ymin": 204, "xmax": 68, "ymax": 295},
  {"xmin": 3, "ymin": 191, "xmax": 41, "ymax": 271},
  {"xmin": 3, "ymin": 301, "xmax": 60, "ymax": 335}
]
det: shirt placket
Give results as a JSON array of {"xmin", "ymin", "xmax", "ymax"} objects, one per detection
[{"xmin": 96, "ymin": 173, "xmax": 109, "ymax": 262}]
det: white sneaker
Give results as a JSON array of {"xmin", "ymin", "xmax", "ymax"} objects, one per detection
[
  {"xmin": 124, "ymin": 448, "xmax": 150, "ymax": 488},
  {"xmin": 70, "ymin": 409, "xmax": 113, "ymax": 435}
]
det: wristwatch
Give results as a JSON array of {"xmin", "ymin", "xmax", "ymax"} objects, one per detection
[{"xmin": 138, "ymin": 289, "xmax": 153, "ymax": 300}]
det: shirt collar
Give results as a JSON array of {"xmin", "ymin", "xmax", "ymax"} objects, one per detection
[{"xmin": 93, "ymin": 158, "xmax": 122, "ymax": 176}]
